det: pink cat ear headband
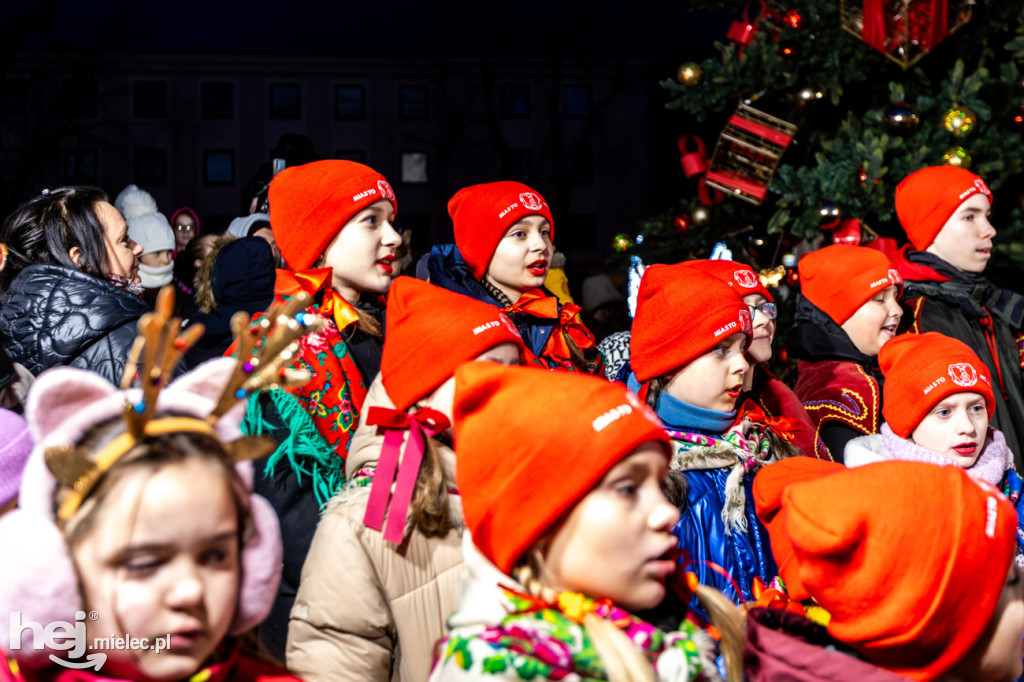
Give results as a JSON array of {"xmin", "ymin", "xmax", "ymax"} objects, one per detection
[{"xmin": 0, "ymin": 288, "xmax": 322, "ymax": 663}]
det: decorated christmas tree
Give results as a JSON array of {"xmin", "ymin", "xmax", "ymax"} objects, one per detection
[{"xmin": 622, "ymin": 0, "xmax": 1024, "ymax": 291}]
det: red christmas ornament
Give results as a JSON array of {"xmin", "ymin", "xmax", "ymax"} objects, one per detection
[
  {"xmin": 778, "ymin": 348, "xmax": 790, "ymax": 364},
  {"xmin": 782, "ymin": 9, "xmax": 802, "ymax": 30},
  {"xmin": 673, "ymin": 215, "xmax": 690, "ymax": 234}
]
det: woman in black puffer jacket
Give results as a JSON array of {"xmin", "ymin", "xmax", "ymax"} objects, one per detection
[{"xmin": 0, "ymin": 186, "xmax": 148, "ymax": 384}]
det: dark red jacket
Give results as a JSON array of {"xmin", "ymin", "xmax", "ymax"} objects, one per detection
[
  {"xmin": 745, "ymin": 608, "xmax": 907, "ymax": 682},
  {"xmin": 746, "ymin": 366, "xmax": 819, "ymax": 458}
]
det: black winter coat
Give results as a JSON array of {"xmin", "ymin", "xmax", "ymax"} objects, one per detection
[{"xmin": 0, "ymin": 264, "xmax": 149, "ymax": 384}]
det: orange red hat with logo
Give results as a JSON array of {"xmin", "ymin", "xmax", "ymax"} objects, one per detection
[
  {"xmin": 778, "ymin": 461, "xmax": 1015, "ymax": 680},
  {"xmin": 453, "ymin": 363, "xmax": 669, "ymax": 573},
  {"xmin": 269, "ymin": 160, "xmax": 397, "ymax": 271},
  {"xmin": 752, "ymin": 456, "xmax": 845, "ymax": 602},
  {"xmin": 381, "ymin": 277, "xmax": 525, "ymax": 411},
  {"xmin": 630, "ymin": 264, "xmax": 752, "ymax": 382},
  {"xmin": 448, "ymin": 181, "xmax": 554, "ymax": 281},
  {"xmin": 684, "ymin": 259, "xmax": 773, "ymax": 303},
  {"xmin": 879, "ymin": 332, "xmax": 995, "ymax": 438},
  {"xmin": 895, "ymin": 166, "xmax": 992, "ymax": 250},
  {"xmin": 798, "ymin": 244, "xmax": 902, "ymax": 325}
]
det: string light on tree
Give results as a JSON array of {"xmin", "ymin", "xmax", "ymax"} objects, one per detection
[
  {"xmin": 779, "ymin": 40, "xmax": 800, "ymax": 60},
  {"xmin": 943, "ymin": 106, "xmax": 977, "ymax": 137},
  {"xmin": 691, "ymin": 206, "xmax": 711, "ymax": 225},
  {"xmin": 942, "ymin": 146, "xmax": 971, "ymax": 169},
  {"xmin": 1010, "ymin": 106, "xmax": 1024, "ymax": 133},
  {"xmin": 818, "ymin": 201, "xmax": 843, "ymax": 230},
  {"xmin": 673, "ymin": 215, "xmax": 689, "ymax": 234},
  {"xmin": 612, "ymin": 233, "xmax": 634, "ymax": 252},
  {"xmin": 782, "ymin": 9, "xmax": 802, "ymax": 30}
]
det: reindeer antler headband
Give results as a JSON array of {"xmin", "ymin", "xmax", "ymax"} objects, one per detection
[{"xmin": 45, "ymin": 287, "xmax": 322, "ymax": 522}]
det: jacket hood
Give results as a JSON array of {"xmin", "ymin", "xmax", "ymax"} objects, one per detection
[
  {"xmin": 0, "ymin": 264, "xmax": 148, "ymax": 376},
  {"xmin": 785, "ymin": 294, "xmax": 877, "ymax": 367},
  {"xmin": 427, "ymin": 243, "xmax": 501, "ymax": 307},
  {"xmin": 195, "ymin": 236, "xmax": 275, "ymax": 315},
  {"xmin": 212, "ymin": 237, "xmax": 276, "ymax": 308}
]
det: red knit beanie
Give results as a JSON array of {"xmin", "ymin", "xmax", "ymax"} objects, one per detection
[
  {"xmin": 752, "ymin": 457, "xmax": 846, "ymax": 602},
  {"xmin": 798, "ymin": 244, "xmax": 902, "ymax": 324},
  {"xmin": 896, "ymin": 166, "xmax": 992, "ymax": 250},
  {"xmin": 630, "ymin": 264, "xmax": 752, "ymax": 382},
  {"xmin": 453, "ymin": 363, "xmax": 669, "ymax": 573},
  {"xmin": 381, "ymin": 277, "xmax": 525, "ymax": 411},
  {"xmin": 448, "ymin": 181, "xmax": 555, "ymax": 281},
  {"xmin": 782, "ymin": 461, "xmax": 1015, "ymax": 680},
  {"xmin": 269, "ymin": 160, "xmax": 397, "ymax": 271},
  {"xmin": 684, "ymin": 259, "xmax": 773, "ymax": 303},
  {"xmin": 879, "ymin": 332, "xmax": 995, "ymax": 438}
]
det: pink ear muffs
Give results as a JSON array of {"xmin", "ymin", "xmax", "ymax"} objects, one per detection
[{"xmin": 0, "ymin": 361, "xmax": 283, "ymax": 662}]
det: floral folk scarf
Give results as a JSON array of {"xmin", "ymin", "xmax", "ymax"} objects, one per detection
[{"xmin": 434, "ymin": 586, "xmax": 718, "ymax": 680}]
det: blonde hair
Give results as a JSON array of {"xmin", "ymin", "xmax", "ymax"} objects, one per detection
[
  {"xmin": 408, "ymin": 436, "xmax": 454, "ymax": 536},
  {"xmin": 513, "ymin": 549, "xmax": 744, "ymax": 682}
]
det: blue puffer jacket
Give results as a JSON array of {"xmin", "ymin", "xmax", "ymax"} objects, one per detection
[
  {"xmin": 629, "ymin": 373, "xmax": 779, "ymax": 615},
  {"xmin": 675, "ymin": 464, "xmax": 777, "ymax": 607},
  {"xmin": 427, "ymin": 243, "xmax": 557, "ymax": 360}
]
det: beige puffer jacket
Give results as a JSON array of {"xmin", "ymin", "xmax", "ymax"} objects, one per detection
[{"xmin": 287, "ymin": 376, "xmax": 465, "ymax": 682}]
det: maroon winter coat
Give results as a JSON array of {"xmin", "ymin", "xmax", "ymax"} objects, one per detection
[{"xmin": 744, "ymin": 608, "xmax": 907, "ymax": 682}]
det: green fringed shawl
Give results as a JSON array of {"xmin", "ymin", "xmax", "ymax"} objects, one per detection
[{"xmin": 242, "ymin": 389, "xmax": 345, "ymax": 510}]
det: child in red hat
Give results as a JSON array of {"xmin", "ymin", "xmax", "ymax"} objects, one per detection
[
  {"xmin": 427, "ymin": 181, "xmax": 603, "ymax": 375},
  {"xmin": 430, "ymin": 363, "xmax": 744, "ymax": 682},
  {"xmin": 287, "ymin": 277, "xmax": 525, "ymax": 681},
  {"xmin": 785, "ymin": 244, "xmax": 903, "ymax": 461},
  {"xmin": 748, "ymin": 459, "xmax": 1023, "ymax": 682},
  {"xmin": 236, "ymin": 159, "xmax": 403, "ymax": 660},
  {"xmin": 844, "ymin": 331, "xmax": 1024, "ymax": 557},
  {"xmin": 685, "ymin": 260, "xmax": 818, "ymax": 459},
  {"xmin": 891, "ymin": 165, "xmax": 1024, "ymax": 469},
  {"xmin": 627, "ymin": 262, "xmax": 803, "ymax": 615}
]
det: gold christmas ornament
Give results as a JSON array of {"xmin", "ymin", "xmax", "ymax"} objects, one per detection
[{"xmin": 676, "ymin": 62, "xmax": 704, "ymax": 87}]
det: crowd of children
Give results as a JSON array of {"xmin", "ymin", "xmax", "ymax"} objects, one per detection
[{"xmin": 0, "ymin": 160, "xmax": 1023, "ymax": 682}]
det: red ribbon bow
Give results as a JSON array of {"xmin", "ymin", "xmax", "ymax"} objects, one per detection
[
  {"xmin": 735, "ymin": 400, "xmax": 806, "ymax": 443},
  {"xmin": 751, "ymin": 577, "xmax": 805, "ymax": 615},
  {"xmin": 274, "ymin": 267, "xmax": 361, "ymax": 333},
  {"xmin": 677, "ymin": 135, "xmax": 725, "ymax": 206},
  {"xmin": 506, "ymin": 289, "xmax": 596, "ymax": 366},
  {"xmin": 363, "ymin": 406, "xmax": 451, "ymax": 544}
]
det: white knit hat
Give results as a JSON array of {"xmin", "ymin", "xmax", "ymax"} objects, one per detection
[{"xmin": 115, "ymin": 184, "xmax": 174, "ymax": 255}]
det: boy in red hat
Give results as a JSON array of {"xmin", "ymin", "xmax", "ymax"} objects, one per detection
[
  {"xmin": 748, "ymin": 459, "xmax": 1024, "ymax": 682},
  {"xmin": 686, "ymin": 259, "xmax": 818, "ymax": 459},
  {"xmin": 627, "ymin": 262, "xmax": 803, "ymax": 615},
  {"xmin": 891, "ymin": 165, "xmax": 1024, "ymax": 469},
  {"xmin": 785, "ymin": 244, "xmax": 903, "ymax": 461},
  {"xmin": 844, "ymin": 332, "xmax": 1024, "ymax": 559},
  {"xmin": 427, "ymin": 181, "xmax": 603, "ymax": 374}
]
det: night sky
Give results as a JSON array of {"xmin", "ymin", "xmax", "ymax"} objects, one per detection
[{"xmin": 7, "ymin": 0, "xmax": 730, "ymax": 65}]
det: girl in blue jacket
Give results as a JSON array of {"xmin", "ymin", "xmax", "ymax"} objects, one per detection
[{"xmin": 627, "ymin": 261, "xmax": 802, "ymax": 615}]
